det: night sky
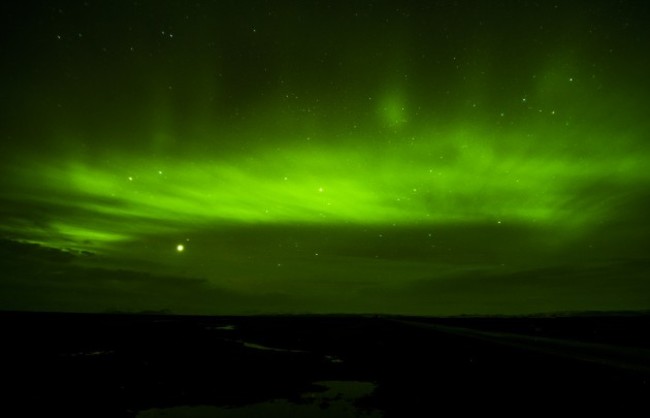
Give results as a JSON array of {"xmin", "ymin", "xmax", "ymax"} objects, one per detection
[{"xmin": 1, "ymin": 0, "xmax": 649, "ymax": 315}]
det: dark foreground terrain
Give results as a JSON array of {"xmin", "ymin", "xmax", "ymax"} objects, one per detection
[{"xmin": 2, "ymin": 311, "xmax": 649, "ymax": 417}]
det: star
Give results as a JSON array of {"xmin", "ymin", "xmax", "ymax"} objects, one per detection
[{"xmin": 176, "ymin": 244, "xmax": 185, "ymax": 252}]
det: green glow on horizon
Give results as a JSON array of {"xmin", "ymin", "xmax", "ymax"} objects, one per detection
[{"xmin": 6, "ymin": 120, "xmax": 647, "ymax": 251}]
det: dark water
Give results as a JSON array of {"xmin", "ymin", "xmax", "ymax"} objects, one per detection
[{"xmin": 137, "ymin": 381, "xmax": 381, "ymax": 418}]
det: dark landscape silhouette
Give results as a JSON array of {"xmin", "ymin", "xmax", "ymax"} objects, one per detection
[{"xmin": 3, "ymin": 311, "xmax": 649, "ymax": 417}]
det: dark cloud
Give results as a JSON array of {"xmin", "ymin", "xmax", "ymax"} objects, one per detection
[
  {"xmin": 396, "ymin": 260, "xmax": 650, "ymax": 315},
  {"xmin": 0, "ymin": 239, "xmax": 297, "ymax": 314}
]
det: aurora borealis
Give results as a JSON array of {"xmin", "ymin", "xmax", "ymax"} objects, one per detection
[{"xmin": 1, "ymin": 1, "xmax": 649, "ymax": 314}]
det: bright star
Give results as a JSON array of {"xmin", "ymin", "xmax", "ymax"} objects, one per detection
[{"xmin": 176, "ymin": 244, "xmax": 185, "ymax": 252}]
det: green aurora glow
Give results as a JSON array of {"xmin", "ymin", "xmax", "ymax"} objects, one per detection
[{"xmin": 1, "ymin": 1, "xmax": 649, "ymax": 314}]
